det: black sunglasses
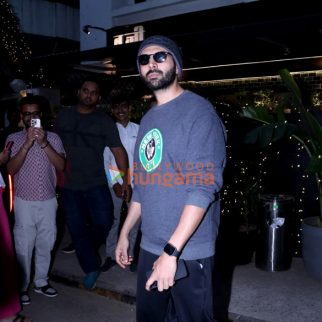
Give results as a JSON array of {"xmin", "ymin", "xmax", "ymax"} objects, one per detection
[{"xmin": 138, "ymin": 51, "xmax": 171, "ymax": 66}]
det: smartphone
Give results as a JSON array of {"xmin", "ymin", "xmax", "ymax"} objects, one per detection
[
  {"xmin": 31, "ymin": 118, "xmax": 41, "ymax": 128},
  {"xmin": 146, "ymin": 259, "xmax": 188, "ymax": 290},
  {"xmin": 5, "ymin": 141, "xmax": 14, "ymax": 151}
]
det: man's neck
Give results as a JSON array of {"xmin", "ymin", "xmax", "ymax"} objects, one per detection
[
  {"xmin": 77, "ymin": 105, "xmax": 96, "ymax": 114},
  {"xmin": 154, "ymin": 83, "xmax": 184, "ymax": 106},
  {"xmin": 117, "ymin": 119, "xmax": 130, "ymax": 128}
]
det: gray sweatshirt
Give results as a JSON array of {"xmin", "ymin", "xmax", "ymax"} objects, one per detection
[{"xmin": 132, "ymin": 90, "xmax": 226, "ymax": 260}]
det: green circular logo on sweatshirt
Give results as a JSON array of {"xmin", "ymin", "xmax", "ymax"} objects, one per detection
[{"xmin": 139, "ymin": 128, "xmax": 163, "ymax": 173}]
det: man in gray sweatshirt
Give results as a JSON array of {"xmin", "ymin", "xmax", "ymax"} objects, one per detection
[{"xmin": 116, "ymin": 35, "xmax": 226, "ymax": 322}]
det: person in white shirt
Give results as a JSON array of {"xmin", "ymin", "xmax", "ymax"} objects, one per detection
[{"xmin": 101, "ymin": 95, "xmax": 140, "ymax": 272}]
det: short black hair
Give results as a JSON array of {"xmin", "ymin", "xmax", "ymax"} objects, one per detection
[
  {"xmin": 79, "ymin": 76, "xmax": 102, "ymax": 93},
  {"xmin": 18, "ymin": 95, "xmax": 49, "ymax": 112},
  {"xmin": 110, "ymin": 94, "xmax": 132, "ymax": 107}
]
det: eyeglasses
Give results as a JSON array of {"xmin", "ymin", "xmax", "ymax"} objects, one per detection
[
  {"xmin": 138, "ymin": 51, "xmax": 171, "ymax": 66},
  {"xmin": 22, "ymin": 111, "xmax": 41, "ymax": 117}
]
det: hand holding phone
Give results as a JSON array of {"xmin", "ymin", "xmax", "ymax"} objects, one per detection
[
  {"xmin": 5, "ymin": 141, "xmax": 14, "ymax": 152},
  {"xmin": 31, "ymin": 118, "xmax": 41, "ymax": 128},
  {"xmin": 146, "ymin": 259, "xmax": 188, "ymax": 290}
]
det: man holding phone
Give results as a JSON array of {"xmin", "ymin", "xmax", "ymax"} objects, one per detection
[{"xmin": 6, "ymin": 95, "xmax": 66, "ymax": 305}]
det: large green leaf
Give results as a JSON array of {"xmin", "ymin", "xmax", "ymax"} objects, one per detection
[
  {"xmin": 307, "ymin": 154, "xmax": 322, "ymax": 173},
  {"xmin": 242, "ymin": 68, "xmax": 322, "ymax": 218},
  {"xmin": 244, "ymin": 125, "xmax": 271, "ymax": 147},
  {"xmin": 243, "ymin": 123, "xmax": 298, "ymax": 147},
  {"xmin": 242, "ymin": 106, "xmax": 274, "ymax": 123},
  {"xmin": 272, "ymin": 123, "xmax": 299, "ymax": 142},
  {"xmin": 276, "ymin": 104, "xmax": 287, "ymax": 123},
  {"xmin": 279, "ymin": 69, "xmax": 302, "ymax": 106},
  {"xmin": 279, "ymin": 69, "xmax": 322, "ymax": 145}
]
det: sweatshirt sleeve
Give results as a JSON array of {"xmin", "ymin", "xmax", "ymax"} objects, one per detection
[{"xmin": 184, "ymin": 109, "xmax": 226, "ymax": 209}]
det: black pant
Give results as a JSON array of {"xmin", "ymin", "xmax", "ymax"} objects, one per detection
[
  {"xmin": 61, "ymin": 185, "xmax": 113, "ymax": 273},
  {"xmin": 136, "ymin": 249, "xmax": 216, "ymax": 322}
]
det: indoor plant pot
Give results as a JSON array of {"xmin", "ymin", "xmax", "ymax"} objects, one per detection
[
  {"xmin": 302, "ymin": 216, "xmax": 322, "ymax": 279},
  {"xmin": 242, "ymin": 69, "xmax": 322, "ymax": 278}
]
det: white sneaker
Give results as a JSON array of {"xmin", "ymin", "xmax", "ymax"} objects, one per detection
[{"xmin": 34, "ymin": 283, "xmax": 58, "ymax": 297}]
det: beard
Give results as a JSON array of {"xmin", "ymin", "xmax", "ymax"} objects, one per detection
[
  {"xmin": 143, "ymin": 66, "xmax": 176, "ymax": 91},
  {"xmin": 79, "ymin": 98, "xmax": 97, "ymax": 109}
]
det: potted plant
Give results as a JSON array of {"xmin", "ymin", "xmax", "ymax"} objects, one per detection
[
  {"xmin": 241, "ymin": 68, "xmax": 322, "ymax": 278},
  {"xmin": 242, "ymin": 69, "xmax": 322, "ymax": 278}
]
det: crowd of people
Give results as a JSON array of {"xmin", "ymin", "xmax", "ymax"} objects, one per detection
[{"xmin": 0, "ymin": 35, "xmax": 226, "ymax": 322}]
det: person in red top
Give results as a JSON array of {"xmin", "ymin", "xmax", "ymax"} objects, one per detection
[
  {"xmin": 0, "ymin": 147, "xmax": 32, "ymax": 322},
  {"xmin": 6, "ymin": 95, "xmax": 66, "ymax": 306}
]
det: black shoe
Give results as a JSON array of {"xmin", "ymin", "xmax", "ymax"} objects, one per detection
[
  {"xmin": 21, "ymin": 291, "xmax": 31, "ymax": 305},
  {"xmin": 34, "ymin": 283, "xmax": 58, "ymax": 297},
  {"xmin": 101, "ymin": 257, "xmax": 116, "ymax": 272},
  {"xmin": 213, "ymin": 315, "xmax": 233, "ymax": 322},
  {"xmin": 61, "ymin": 243, "xmax": 75, "ymax": 254}
]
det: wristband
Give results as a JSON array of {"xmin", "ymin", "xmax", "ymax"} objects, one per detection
[{"xmin": 41, "ymin": 141, "xmax": 49, "ymax": 149}]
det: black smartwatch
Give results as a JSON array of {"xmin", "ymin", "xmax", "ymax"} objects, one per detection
[{"xmin": 163, "ymin": 242, "xmax": 181, "ymax": 258}]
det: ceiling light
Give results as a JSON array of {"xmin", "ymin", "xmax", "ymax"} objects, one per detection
[{"xmin": 82, "ymin": 25, "xmax": 108, "ymax": 35}]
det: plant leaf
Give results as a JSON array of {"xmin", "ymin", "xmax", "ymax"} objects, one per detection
[
  {"xmin": 279, "ymin": 69, "xmax": 302, "ymax": 105},
  {"xmin": 243, "ymin": 123, "xmax": 298, "ymax": 147},
  {"xmin": 242, "ymin": 106, "xmax": 274, "ymax": 123},
  {"xmin": 307, "ymin": 155, "xmax": 322, "ymax": 173},
  {"xmin": 279, "ymin": 69, "xmax": 322, "ymax": 147},
  {"xmin": 276, "ymin": 104, "xmax": 287, "ymax": 123},
  {"xmin": 272, "ymin": 123, "xmax": 298, "ymax": 142}
]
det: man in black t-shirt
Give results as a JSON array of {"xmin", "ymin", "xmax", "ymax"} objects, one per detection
[{"xmin": 55, "ymin": 78, "xmax": 131, "ymax": 290}]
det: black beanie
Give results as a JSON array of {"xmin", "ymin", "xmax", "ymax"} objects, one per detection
[{"xmin": 137, "ymin": 35, "xmax": 183, "ymax": 79}]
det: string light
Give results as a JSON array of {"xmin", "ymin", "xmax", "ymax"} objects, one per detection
[
  {"xmin": 206, "ymin": 90, "xmax": 319, "ymax": 258},
  {"xmin": 0, "ymin": 0, "xmax": 31, "ymax": 64}
]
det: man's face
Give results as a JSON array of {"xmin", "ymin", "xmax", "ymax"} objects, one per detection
[
  {"xmin": 78, "ymin": 81, "xmax": 101, "ymax": 108},
  {"xmin": 139, "ymin": 45, "xmax": 177, "ymax": 91},
  {"xmin": 111, "ymin": 101, "xmax": 130, "ymax": 124},
  {"xmin": 20, "ymin": 104, "xmax": 41, "ymax": 129}
]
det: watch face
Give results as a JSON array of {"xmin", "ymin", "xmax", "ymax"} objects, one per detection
[{"xmin": 164, "ymin": 243, "xmax": 176, "ymax": 255}]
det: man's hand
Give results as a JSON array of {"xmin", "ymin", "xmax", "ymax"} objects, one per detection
[
  {"xmin": 24, "ymin": 127, "xmax": 36, "ymax": 150},
  {"xmin": 33, "ymin": 127, "xmax": 47, "ymax": 147},
  {"xmin": 122, "ymin": 183, "xmax": 132, "ymax": 203},
  {"xmin": 115, "ymin": 234, "xmax": 133, "ymax": 269},
  {"xmin": 113, "ymin": 183, "xmax": 123, "ymax": 198},
  {"xmin": 0, "ymin": 148, "xmax": 10, "ymax": 165},
  {"xmin": 145, "ymin": 253, "xmax": 177, "ymax": 292}
]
